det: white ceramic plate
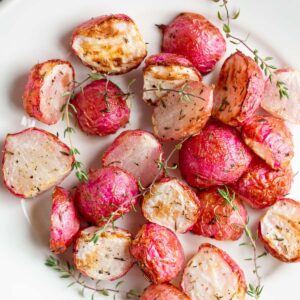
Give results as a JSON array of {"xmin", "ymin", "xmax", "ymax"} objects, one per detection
[{"xmin": 0, "ymin": 0, "xmax": 299, "ymax": 299}]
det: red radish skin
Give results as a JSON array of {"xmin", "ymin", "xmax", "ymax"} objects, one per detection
[
  {"xmin": 143, "ymin": 53, "xmax": 202, "ymax": 105},
  {"xmin": 261, "ymin": 68, "xmax": 300, "ymax": 124},
  {"xmin": 152, "ymin": 80, "xmax": 213, "ymax": 141},
  {"xmin": 71, "ymin": 14, "xmax": 147, "ymax": 75},
  {"xmin": 242, "ymin": 116, "xmax": 294, "ymax": 170},
  {"xmin": 141, "ymin": 283, "xmax": 190, "ymax": 300},
  {"xmin": 72, "ymin": 79, "xmax": 130, "ymax": 136},
  {"xmin": 2, "ymin": 128, "xmax": 74, "ymax": 198},
  {"xmin": 213, "ymin": 51, "xmax": 264, "ymax": 126},
  {"xmin": 160, "ymin": 13, "xmax": 226, "ymax": 75},
  {"xmin": 74, "ymin": 226, "xmax": 134, "ymax": 280},
  {"xmin": 102, "ymin": 130, "xmax": 164, "ymax": 187},
  {"xmin": 258, "ymin": 199, "xmax": 300, "ymax": 262},
  {"xmin": 130, "ymin": 223, "xmax": 184, "ymax": 284},
  {"xmin": 75, "ymin": 167, "xmax": 139, "ymax": 226},
  {"xmin": 232, "ymin": 157, "xmax": 293, "ymax": 209},
  {"xmin": 50, "ymin": 187, "xmax": 80, "ymax": 254},
  {"xmin": 23, "ymin": 59, "xmax": 74, "ymax": 125},
  {"xmin": 192, "ymin": 187, "xmax": 247, "ymax": 241},
  {"xmin": 181, "ymin": 243, "xmax": 247, "ymax": 300},
  {"xmin": 142, "ymin": 177, "xmax": 200, "ymax": 233},
  {"xmin": 179, "ymin": 121, "xmax": 252, "ymax": 188}
]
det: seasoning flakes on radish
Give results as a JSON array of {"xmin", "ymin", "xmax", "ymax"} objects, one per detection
[
  {"xmin": 152, "ymin": 80, "xmax": 213, "ymax": 141},
  {"xmin": 142, "ymin": 177, "xmax": 200, "ymax": 233},
  {"xmin": 143, "ymin": 53, "xmax": 201, "ymax": 105},
  {"xmin": 2, "ymin": 128, "xmax": 74, "ymax": 198},
  {"xmin": 75, "ymin": 167, "xmax": 139, "ymax": 226},
  {"xmin": 102, "ymin": 130, "xmax": 163, "ymax": 187},
  {"xmin": 181, "ymin": 243, "xmax": 247, "ymax": 300},
  {"xmin": 261, "ymin": 68, "xmax": 300, "ymax": 124},
  {"xmin": 160, "ymin": 12, "xmax": 226, "ymax": 74},
  {"xmin": 71, "ymin": 14, "xmax": 147, "ymax": 74},
  {"xmin": 72, "ymin": 79, "xmax": 130, "ymax": 136},
  {"xmin": 242, "ymin": 116, "xmax": 294, "ymax": 170},
  {"xmin": 23, "ymin": 59, "xmax": 74, "ymax": 125},
  {"xmin": 74, "ymin": 226, "xmax": 134, "ymax": 280},
  {"xmin": 213, "ymin": 51, "xmax": 264, "ymax": 126},
  {"xmin": 50, "ymin": 186, "xmax": 80, "ymax": 254},
  {"xmin": 192, "ymin": 187, "xmax": 247, "ymax": 240},
  {"xmin": 259, "ymin": 199, "xmax": 300, "ymax": 262},
  {"xmin": 130, "ymin": 223, "xmax": 184, "ymax": 284},
  {"xmin": 232, "ymin": 158, "xmax": 293, "ymax": 209},
  {"xmin": 179, "ymin": 121, "xmax": 252, "ymax": 188}
]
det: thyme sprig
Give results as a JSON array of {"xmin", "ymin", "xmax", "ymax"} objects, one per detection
[
  {"xmin": 61, "ymin": 72, "xmax": 114, "ymax": 182},
  {"xmin": 218, "ymin": 186, "xmax": 263, "ymax": 299},
  {"xmin": 144, "ymin": 83, "xmax": 206, "ymax": 103},
  {"xmin": 212, "ymin": 0, "xmax": 288, "ymax": 98},
  {"xmin": 45, "ymin": 256, "xmax": 139, "ymax": 299},
  {"xmin": 91, "ymin": 137, "xmax": 190, "ymax": 243}
]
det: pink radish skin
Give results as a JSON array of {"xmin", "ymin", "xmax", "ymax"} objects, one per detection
[
  {"xmin": 159, "ymin": 13, "xmax": 226, "ymax": 75},
  {"xmin": 50, "ymin": 186, "xmax": 80, "ymax": 254},
  {"xmin": 179, "ymin": 121, "xmax": 252, "ymax": 188},
  {"xmin": 75, "ymin": 166, "xmax": 139, "ymax": 226},
  {"xmin": 23, "ymin": 59, "xmax": 74, "ymax": 125}
]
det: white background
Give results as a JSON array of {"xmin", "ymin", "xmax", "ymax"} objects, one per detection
[{"xmin": 0, "ymin": 0, "xmax": 299, "ymax": 299}]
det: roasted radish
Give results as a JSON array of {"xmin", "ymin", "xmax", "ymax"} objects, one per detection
[
  {"xmin": 242, "ymin": 116, "xmax": 294, "ymax": 169},
  {"xmin": 261, "ymin": 69, "xmax": 300, "ymax": 124},
  {"xmin": 142, "ymin": 177, "xmax": 200, "ymax": 233},
  {"xmin": 71, "ymin": 14, "xmax": 147, "ymax": 74},
  {"xmin": 259, "ymin": 199, "xmax": 300, "ymax": 262},
  {"xmin": 232, "ymin": 158, "xmax": 293, "ymax": 209},
  {"xmin": 131, "ymin": 223, "xmax": 184, "ymax": 284},
  {"xmin": 141, "ymin": 283, "xmax": 190, "ymax": 300},
  {"xmin": 2, "ymin": 128, "xmax": 74, "ymax": 198},
  {"xmin": 179, "ymin": 121, "xmax": 252, "ymax": 188},
  {"xmin": 159, "ymin": 13, "xmax": 226, "ymax": 74},
  {"xmin": 23, "ymin": 59, "xmax": 74, "ymax": 125},
  {"xmin": 192, "ymin": 187, "xmax": 247, "ymax": 240},
  {"xmin": 75, "ymin": 167, "xmax": 139, "ymax": 225},
  {"xmin": 143, "ymin": 53, "xmax": 201, "ymax": 105},
  {"xmin": 152, "ymin": 80, "xmax": 213, "ymax": 141},
  {"xmin": 72, "ymin": 79, "xmax": 130, "ymax": 136},
  {"xmin": 101, "ymin": 130, "xmax": 163, "ymax": 187},
  {"xmin": 50, "ymin": 186, "xmax": 80, "ymax": 254},
  {"xmin": 213, "ymin": 51, "xmax": 264, "ymax": 126},
  {"xmin": 181, "ymin": 243, "xmax": 247, "ymax": 300},
  {"xmin": 74, "ymin": 226, "xmax": 134, "ymax": 280}
]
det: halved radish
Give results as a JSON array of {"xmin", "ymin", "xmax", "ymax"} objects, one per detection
[
  {"xmin": 142, "ymin": 177, "xmax": 200, "ymax": 233},
  {"xmin": 143, "ymin": 53, "xmax": 201, "ymax": 105},
  {"xmin": 71, "ymin": 14, "xmax": 147, "ymax": 74},
  {"xmin": 23, "ymin": 59, "xmax": 74, "ymax": 125},
  {"xmin": 141, "ymin": 283, "xmax": 190, "ymax": 300},
  {"xmin": 2, "ymin": 128, "xmax": 74, "ymax": 198},
  {"xmin": 152, "ymin": 80, "xmax": 213, "ymax": 141},
  {"xmin": 242, "ymin": 116, "xmax": 294, "ymax": 170},
  {"xmin": 101, "ymin": 130, "xmax": 163, "ymax": 187},
  {"xmin": 181, "ymin": 243, "xmax": 247, "ymax": 300},
  {"xmin": 259, "ymin": 199, "xmax": 300, "ymax": 262},
  {"xmin": 213, "ymin": 51, "xmax": 264, "ymax": 126},
  {"xmin": 261, "ymin": 68, "xmax": 300, "ymax": 124},
  {"xmin": 74, "ymin": 226, "xmax": 134, "ymax": 280},
  {"xmin": 50, "ymin": 186, "xmax": 80, "ymax": 254}
]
